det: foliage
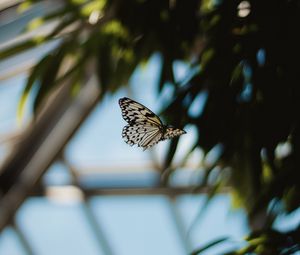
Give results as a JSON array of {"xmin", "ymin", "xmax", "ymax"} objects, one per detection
[{"xmin": 1, "ymin": 0, "xmax": 300, "ymax": 254}]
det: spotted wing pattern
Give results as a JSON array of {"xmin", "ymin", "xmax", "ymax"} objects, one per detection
[
  {"xmin": 119, "ymin": 97, "xmax": 186, "ymax": 150},
  {"xmin": 119, "ymin": 97, "xmax": 162, "ymax": 126},
  {"xmin": 122, "ymin": 123, "xmax": 163, "ymax": 151}
]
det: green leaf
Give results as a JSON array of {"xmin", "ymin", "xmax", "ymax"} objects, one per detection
[
  {"xmin": 163, "ymin": 138, "xmax": 179, "ymax": 170},
  {"xmin": 17, "ymin": 0, "xmax": 43, "ymax": 13},
  {"xmin": 158, "ymin": 56, "xmax": 175, "ymax": 92},
  {"xmin": 24, "ymin": 7, "xmax": 72, "ymax": 32},
  {"xmin": 96, "ymin": 43, "xmax": 113, "ymax": 91},
  {"xmin": 17, "ymin": 54, "xmax": 53, "ymax": 122},
  {"xmin": 230, "ymin": 63, "xmax": 243, "ymax": 86},
  {"xmin": 0, "ymin": 40, "xmax": 37, "ymax": 60},
  {"xmin": 80, "ymin": 0, "xmax": 106, "ymax": 17},
  {"xmin": 32, "ymin": 41, "xmax": 76, "ymax": 113},
  {"xmin": 200, "ymin": 48, "xmax": 215, "ymax": 70},
  {"xmin": 159, "ymin": 138, "xmax": 180, "ymax": 185},
  {"xmin": 42, "ymin": 7, "xmax": 72, "ymax": 21},
  {"xmin": 46, "ymin": 15, "xmax": 78, "ymax": 39},
  {"xmin": 27, "ymin": 17, "xmax": 45, "ymax": 31}
]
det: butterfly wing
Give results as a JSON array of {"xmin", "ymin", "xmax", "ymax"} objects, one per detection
[
  {"xmin": 119, "ymin": 97, "xmax": 186, "ymax": 150},
  {"xmin": 119, "ymin": 97, "xmax": 163, "ymax": 126},
  {"xmin": 122, "ymin": 123, "xmax": 163, "ymax": 150}
]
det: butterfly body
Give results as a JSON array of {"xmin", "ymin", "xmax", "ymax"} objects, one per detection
[{"xmin": 119, "ymin": 97, "xmax": 186, "ymax": 150}]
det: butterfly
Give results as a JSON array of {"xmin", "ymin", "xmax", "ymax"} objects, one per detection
[{"xmin": 119, "ymin": 97, "xmax": 186, "ymax": 150}]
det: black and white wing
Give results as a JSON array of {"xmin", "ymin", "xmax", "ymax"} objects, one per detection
[
  {"xmin": 119, "ymin": 97, "xmax": 163, "ymax": 126},
  {"xmin": 119, "ymin": 97, "xmax": 164, "ymax": 150},
  {"xmin": 119, "ymin": 97, "xmax": 186, "ymax": 150},
  {"xmin": 122, "ymin": 123, "xmax": 163, "ymax": 151}
]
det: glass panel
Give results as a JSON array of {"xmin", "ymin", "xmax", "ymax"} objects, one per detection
[
  {"xmin": 0, "ymin": 74, "xmax": 28, "ymax": 133},
  {"xmin": 90, "ymin": 195, "xmax": 187, "ymax": 255},
  {"xmin": 176, "ymin": 194, "xmax": 248, "ymax": 253},
  {"xmin": 0, "ymin": 74, "xmax": 28, "ymax": 166},
  {"xmin": 0, "ymin": 2, "xmax": 59, "ymax": 43},
  {"xmin": 42, "ymin": 162, "xmax": 73, "ymax": 186},
  {"xmin": 0, "ymin": 227, "xmax": 27, "ymax": 255},
  {"xmin": 16, "ymin": 198, "xmax": 105, "ymax": 255},
  {"xmin": 79, "ymin": 170, "xmax": 159, "ymax": 189}
]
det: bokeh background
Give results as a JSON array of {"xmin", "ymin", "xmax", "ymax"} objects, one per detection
[{"xmin": 0, "ymin": 1, "xmax": 300, "ymax": 255}]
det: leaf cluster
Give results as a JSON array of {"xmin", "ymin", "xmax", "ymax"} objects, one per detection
[
  {"xmin": 159, "ymin": 0, "xmax": 300, "ymax": 228},
  {"xmin": 192, "ymin": 226, "xmax": 300, "ymax": 255}
]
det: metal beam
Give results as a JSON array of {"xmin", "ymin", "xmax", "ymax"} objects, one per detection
[
  {"xmin": 31, "ymin": 185, "xmax": 230, "ymax": 197},
  {"xmin": 0, "ymin": 75, "xmax": 101, "ymax": 231}
]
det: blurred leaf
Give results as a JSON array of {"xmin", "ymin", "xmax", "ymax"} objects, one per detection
[
  {"xmin": 32, "ymin": 40, "xmax": 78, "ymax": 113},
  {"xmin": 200, "ymin": 48, "xmax": 215, "ymax": 70},
  {"xmin": 46, "ymin": 15, "xmax": 79, "ymax": 40},
  {"xmin": 81, "ymin": 0, "xmax": 106, "ymax": 17},
  {"xmin": 17, "ymin": 54, "xmax": 53, "ymax": 121},
  {"xmin": 101, "ymin": 20, "xmax": 129, "ymax": 39},
  {"xmin": 18, "ymin": 0, "xmax": 43, "ymax": 13},
  {"xmin": 158, "ymin": 55, "xmax": 175, "ymax": 92},
  {"xmin": 191, "ymin": 237, "xmax": 229, "ymax": 255},
  {"xmin": 230, "ymin": 63, "xmax": 243, "ymax": 86},
  {"xmin": 0, "ymin": 40, "xmax": 38, "ymax": 60},
  {"xmin": 161, "ymin": 138, "xmax": 179, "ymax": 182},
  {"xmin": 27, "ymin": 17, "xmax": 44, "ymax": 31}
]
